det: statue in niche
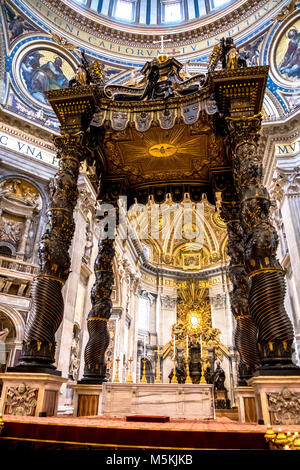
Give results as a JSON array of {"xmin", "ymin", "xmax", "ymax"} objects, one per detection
[
  {"xmin": 0, "ymin": 328, "xmax": 9, "ymax": 365},
  {"xmin": 69, "ymin": 325, "xmax": 80, "ymax": 381},
  {"xmin": 82, "ymin": 224, "xmax": 93, "ymax": 264}
]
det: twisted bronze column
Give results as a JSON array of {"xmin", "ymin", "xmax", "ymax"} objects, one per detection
[
  {"xmin": 227, "ymin": 115, "xmax": 297, "ymax": 373},
  {"xmin": 16, "ymin": 132, "xmax": 87, "ymax": 373},
  {"xmin": 221, "ymin": 186, "xmax": 259, "ymax": 384},
  {"xmin": 80, "ymin": 203, "xmax": 117, "ymax": 384}
]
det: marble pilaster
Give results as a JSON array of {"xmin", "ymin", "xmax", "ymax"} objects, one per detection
[
  {"xmin": 248, "ymin": 376, "xmax": 300, "ymax": 426},
  {"xmin": 0, "ymin": 372, "xmax": 67, "ymax": 417}
]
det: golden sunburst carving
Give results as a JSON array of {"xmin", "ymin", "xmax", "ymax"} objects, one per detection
[
  {"xmin": 104, "ymin": 122, "xmax": 226, "ymax": 184},
  {"xmin": 148, "ymin": 143, "xmax": 178, "ymax": 158}
]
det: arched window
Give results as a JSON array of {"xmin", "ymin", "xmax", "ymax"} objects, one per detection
[
  {"xmin": 0, "ymin": 243, "xmax": 15, "ymax": 258},
  {"xmin": 211, "ymin": 0, "xmax": 230, "ymax": 8},
  {"xmin": 161, "ymin": 0, "xmax": 183, "ymax": 23},
  {"xmin": 0, "ymin": 245, "xmax": 12, "ymax": 258},
  {"xmin": 138, "ymin": 295, "xmax": 149, "ymax": 330},
  {"xmin": 114, "ymin": 0, "xmax": 136, "ymax": 21}
]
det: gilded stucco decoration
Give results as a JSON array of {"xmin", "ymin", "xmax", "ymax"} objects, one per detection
[
  {"xmin": 0, "ymin": 179, "xmax": 41, "ymax": 208},
  {"xmin": 128, "ymin": 193, "xmax": 228, "ymax": 271},
  {"xmin": 103, "ymin": 121, "xmax": 226, "ymax": 185},
  {"xmin": 161, "ymin": 280, "xmax": 224, "ymax": 362}
]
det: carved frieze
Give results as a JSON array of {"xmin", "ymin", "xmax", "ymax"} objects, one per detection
[
  {"xmin": 0, "ymin": 217, "xmax": 23, "ymax": 245},
  {"xmin": 161, "ymin": 295, "xmax": 177, "ymax": 310},
  {"xmin": 268, "ymin": 388, "xmax": 300, "ymax": 425},
  {"xmin": 0, "ymin": 179, "xmax": 41, "ymax": 208},
  {"xmin": 5, "ymin": 383, "xmax": 38, "ymax": 416},
  {"xmin": 210, "ymin": 293, "xmax": 226, "ymax": 310}
]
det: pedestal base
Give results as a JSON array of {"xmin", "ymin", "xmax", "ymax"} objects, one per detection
[
  {"xmin": 234, "ymin": 386, "xmax": 257, "ymax": 423},
  {"xmin": 101, "ymin": 383, "xmax": 215, "ymax": 419},
  {"xmin": 248, "ymin": 375, "xmax": 300, "ymax": 425},
  {"xmin": 70, "ymin": 384, "xmax": 103, "ymax": 417},
  {"xmin": 0, "ymin": 373, "xmax": 67, "ymax": 417}
]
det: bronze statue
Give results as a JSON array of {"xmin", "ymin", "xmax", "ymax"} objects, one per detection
[
  {"xmin": 168, "ymin": 348, "xmax": 187, "ymax": 384},
  {"xmin": 214, "ymin": 361, "xmax": 226, "ymax": 390}
]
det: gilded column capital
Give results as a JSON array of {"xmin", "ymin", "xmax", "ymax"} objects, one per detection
[
  {"xmin": 53, "ymin": 131, "xmax": 88, "ymax": 161},
  {"xmin": 226, "ymin": 114, "xmax": 262, "ymax": 150}
]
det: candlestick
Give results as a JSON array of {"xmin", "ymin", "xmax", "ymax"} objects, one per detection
[
  {"xmin": 113, "ymin": 357, "xmax": 120, "ymax": 383},
  {"xmin": 126, "ymin": 358, "xmax": 133, "ymax": 383},
  {"xmin": 173, "ymin": 335, "xmax": 175, "ymax": 360},
  {"xmin": 200, "ymin": 335, "xmax": 203, "ymax": 358},
  {"xmin": 186, "ymin": 335, "xmax": 188, "ymax": 358},
  {"xmin": 185, "ymin": 354, "xmax": 192, "ymax": 384},
  {"xmin": 154, "ymin": 348, "xmax": 161, "ymax": 384},
  {"xmin": 171, "ymin": 359, "xmax": 178, "ymax": 383},
  {"xmin": 141, "ymin": 358, "xmax": 147, "ymax": 383},
  {"xmin": 200, "ymin": 346, "xmax": 207, "ymax": 384}
]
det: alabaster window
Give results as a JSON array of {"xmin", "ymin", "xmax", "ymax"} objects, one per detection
[
  {"xmin": 114, "ymin": 0, "xmax": 135, "ymax": 21},
  {"xmin": 138, "ymin": 296, "xmax": 149, "ymax": 330}
]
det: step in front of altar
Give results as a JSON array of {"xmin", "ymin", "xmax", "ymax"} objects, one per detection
[
  {"xmin": 125, "ymin": 415, "xmax": 170, "ymax": 422},
  {"xmin": 101, "ymin": 383, "xmax": 215, "ymax": 420}
]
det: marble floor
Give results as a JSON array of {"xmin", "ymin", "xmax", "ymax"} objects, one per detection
[{"xmin": 2, "ymin": 415, "xmax": 300, "ymax": 433}]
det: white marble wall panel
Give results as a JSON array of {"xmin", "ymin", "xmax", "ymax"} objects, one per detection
[{"xmin": 101, "ymin": 383, "xmax": 215, "ymax": 419}]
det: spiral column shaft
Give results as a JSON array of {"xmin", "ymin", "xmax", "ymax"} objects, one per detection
[
  {"xmin": 80, "ymin": 232, "xmax": 116, "ymax": 384},
  {"xmin": 227, "ymin": 115, "xmax": 296, "ymax": 372},
  {"xmin": 221, "ymin": 187, "xmax": 259, "ymax": 384},
  {"xmin": 17, "ymin": 133, "xmax": 86, "ymax": 372}
]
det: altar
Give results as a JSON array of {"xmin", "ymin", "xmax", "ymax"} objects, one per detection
[{"xmin": 100, "ymin": 383, "xmax": 215, "ymax": 419}]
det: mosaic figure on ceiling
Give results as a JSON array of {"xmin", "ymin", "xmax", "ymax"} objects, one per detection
[
  {"xmin": 20, "ymin": 52, "xmax": 69, "ymax": 104},
  {"xmin": 279, "ymin": 28, "xmax": 300, "ymax": 79},
  {"xmin": 3, "ymin": 3, "xmax": 35, "ymax": 40}
]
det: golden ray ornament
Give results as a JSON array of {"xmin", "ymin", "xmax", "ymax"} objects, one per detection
[{"xmin": 164, "ymin": 280, "xmax": 224, "ymax": 370}]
